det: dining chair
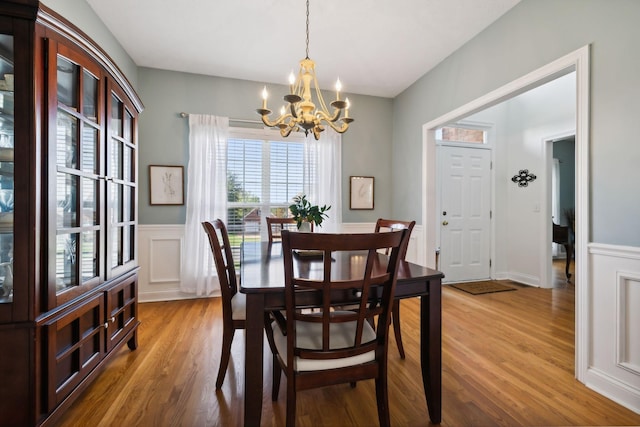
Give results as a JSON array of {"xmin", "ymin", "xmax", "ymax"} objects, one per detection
[
  {"xmin": 265, "ymin": 216, "xmax": 299, "ymax": 243},
  {"xmin": 375, "ymin": 218, "xmax": 416, "ymax": 359},
  {"xmin": 202, "ymin": 219, "xmax": 246, "ymax": 389},
  {"xmin": 265, "ymin": 229, "xmax": 408, "ymax": 427}
]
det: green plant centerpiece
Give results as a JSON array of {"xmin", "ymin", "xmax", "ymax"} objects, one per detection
[{"xmin": 289, "ymin": 194, "xmax": 331, "ymax": 230}]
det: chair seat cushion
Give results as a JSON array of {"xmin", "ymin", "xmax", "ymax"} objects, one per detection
[
  {"xmin": 272, "ymin": 311, "xmax": 376, "ymax": 372},
  {"xmin": 231, "ymin": 292, "xmax": 246, "ymax": 321}
]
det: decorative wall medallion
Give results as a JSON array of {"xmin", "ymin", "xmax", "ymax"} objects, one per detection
[{"xmin": 511, "ymin": 169, "xmax": 536, "ymax": 187}]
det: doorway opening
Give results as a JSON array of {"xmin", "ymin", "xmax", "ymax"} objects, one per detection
[
  {"xmin": 422, "ymin": 45, "xmax": 590, "ymax": 381},
  {"xmin": 547, "ymin": 134, "xmax": 575, "ymax": 287}
]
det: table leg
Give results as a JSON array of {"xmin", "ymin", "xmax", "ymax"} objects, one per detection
[
  {"xmin": 244, "ymin": 293, "xmax": 265, "ymax": 426},
  {"xmin": 420, "ymin": 279, "xmax": 442, "ymax": 424}
]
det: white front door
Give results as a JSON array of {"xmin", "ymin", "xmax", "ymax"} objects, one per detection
[{"xmin": 439, "ymin": 145, "xmax": 491, "ymax": 282}]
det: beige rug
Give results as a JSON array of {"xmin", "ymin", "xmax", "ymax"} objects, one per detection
[{"xmin": 449, "ymin": 281, "xmax": 516, "ymax": 295}]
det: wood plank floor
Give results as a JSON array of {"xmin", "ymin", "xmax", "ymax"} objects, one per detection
[{"xmin": 51, "ymin": 262, "xmax": 640, "ymax": 426}]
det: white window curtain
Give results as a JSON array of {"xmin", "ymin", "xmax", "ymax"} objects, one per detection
[
  {"xmin": 303, "ymin": 129, "xmax": 342, "ymax": 232},
  {"xmin": 180, "ymin": 114, "xmax": 229, "ymax": 296}
]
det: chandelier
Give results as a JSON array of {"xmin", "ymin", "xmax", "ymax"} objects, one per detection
[{"xmin": 256, "ymin": 0, "xmax": 353, "ymax": 140}]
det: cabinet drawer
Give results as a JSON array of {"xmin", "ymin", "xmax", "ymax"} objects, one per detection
[
  {"xmin": 105, "ymin": 274, "xmax": 138, "ymax": 352},
  {"xmin": 44, "ymin": 292, "xmax": 105, "ymax": 411}
]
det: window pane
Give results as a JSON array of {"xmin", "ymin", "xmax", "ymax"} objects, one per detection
[
  {"xmin": 81, "ymin": 231, "xmax": 98, "ymax": 281},
  {"xmin": 439, "ymin": 126, "xmax": 486, "ymax": 144},
  {"xmin": 110, "ymin": 139, "xmax": 122, "ymax": 178},
  {"xmin": 123, "ymin": 146, "xmax": 132, "ymax": 181},
  {"xmin": 82, "ymin": 70, "xmax": 98, "ymax": 121},
  {"xmin": 270, "ymin": 141, "xmax": 303, "ymax": 203},
  {"xmin": 123, "ymin": 224, "xmax": 132, "ymax": 263},
  {"xmin": 81, "ymin": 125, "xmax": 98, "ymax": 173},
  {"xmin": 111, "ymin": 226, "xmax": 122, "ymax": 267},
  {"xmin": 56, "ymin": 233, "xmax": 77, "ymax": 291},
  {"xmin": 123, "ymin": 110, "xmax": 132, "ymax": 141},
  {"xmin": 57, "ymin": 57, "xmax": 78, "ymax": 108},
  {"xmin": 227, "ymin": 138, "xmax": 262, "ymax": 203},
  {"xmin": 110, "ymin": 183, "xmax": 122, "ymax": 223},
  {"xmin": 57, "ymin": 111, "xmax": 78, "ymax": 169},
  {"xmin": 111, "ymin": 94, "xmax": 122, "ymax": 136},
  {"xmin": 57, "ymin": 173, "xmax": 77, "ymax": 228}
]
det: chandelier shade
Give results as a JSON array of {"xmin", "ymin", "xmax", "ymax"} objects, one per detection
[{"xmin": 256, "ymin": 0, "xmax": 353, "ymax": 140}]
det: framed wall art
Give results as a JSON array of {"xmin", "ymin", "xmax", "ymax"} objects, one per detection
[
  {"xmin": 350, "ymin": 176, "xmax": 374, "ymax": 210},
  {"xmin": 149, "ymin": 165, "xmax": 184, "ymax": 205}
]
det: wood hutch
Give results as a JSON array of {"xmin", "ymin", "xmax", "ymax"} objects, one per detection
[{"xmin": 0, "ymin": 1, "xmax": 143, "ymax": 425}]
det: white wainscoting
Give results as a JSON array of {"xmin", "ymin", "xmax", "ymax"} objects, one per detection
[
  {"xmin": 138, "ymin": 224, "xmax": 195, "ymax": 302},
  {"xmin": 586, "ymin": 243, "xmax": 640, "ymax": 413},
  {"xmin": 138, "ymin": 223, "xmax": 426, "ymax": 303}
]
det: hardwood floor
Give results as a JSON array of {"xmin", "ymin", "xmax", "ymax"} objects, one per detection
[{"xmin": 51, "ymin": 261, "xmax": 640, "ymax": 426}]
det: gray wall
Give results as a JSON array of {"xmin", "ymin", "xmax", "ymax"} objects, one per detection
[
  {"xmin": 393, "ymin": 0, "xmax": 640, "ymax": 246},
  {"xmin": 137, "ymin": 67, "xmax": 394, "ymax": 224}
]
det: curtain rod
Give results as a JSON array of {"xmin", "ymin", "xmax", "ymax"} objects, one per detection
[{"xmin": 179, "ymin": 112, "xmax": 262, "ymax": 125}]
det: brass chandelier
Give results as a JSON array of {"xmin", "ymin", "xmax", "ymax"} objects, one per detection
[{"xmin": 256, "ymin": 0, "xmax": 353, "ymax": 140}]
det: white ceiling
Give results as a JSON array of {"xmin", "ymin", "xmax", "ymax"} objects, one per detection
[{"xmin": 86, "ymin": 0, "xmax": 520, "ymax": 98}]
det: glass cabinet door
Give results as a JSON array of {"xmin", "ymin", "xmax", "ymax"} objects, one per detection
[
  {"xmin": 0, "ymin": 34, "xmax": 14, "ymax": 304},
  {"xmin": 107, "ymin": 85, "xmax": 136, "ymax": 277},
  {"xmin": 53, "ymin": 48, "xmax": 103, "ymax": 301}
]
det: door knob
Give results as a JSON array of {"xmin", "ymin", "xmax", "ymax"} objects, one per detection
[{"xmin": 442, "ymin": 220, "xmax": 449, "ymax": 226}]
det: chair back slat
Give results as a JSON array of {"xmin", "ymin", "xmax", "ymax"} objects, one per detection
[
  {"xmin": 281, "ymin": 230, "xmax": 407, "ymax": 362},
  {"xmin": 202, "ymin": 220, "xmax": 238, "ymax": 312}
]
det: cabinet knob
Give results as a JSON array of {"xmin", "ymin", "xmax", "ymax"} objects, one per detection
[{"xmin": 104, "ymin": 322, "xmax": 109, "ymax": 329}]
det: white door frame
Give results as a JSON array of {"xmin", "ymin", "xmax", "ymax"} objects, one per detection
[{"xmin": 422, "ymin": 45, "xmax": 590, "ymax": 381}]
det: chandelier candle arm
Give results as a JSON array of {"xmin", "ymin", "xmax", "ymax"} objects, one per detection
[{"xmin": 256, "ymin": 0, "xmax": 353, "ymax": 140}]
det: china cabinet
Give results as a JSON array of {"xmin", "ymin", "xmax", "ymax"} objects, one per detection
[{"xmin": 0, "ymin": 2, "xmax": 143, "ymax": 426}]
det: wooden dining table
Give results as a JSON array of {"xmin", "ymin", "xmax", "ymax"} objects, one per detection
[{"xmin": 239, "ymin": 241, "xmax": 444, "ymax": 426}]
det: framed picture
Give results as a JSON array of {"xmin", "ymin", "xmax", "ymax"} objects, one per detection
[
  {"xmin": 149, "ymin": 165, "xmax": 184, "ymax": 205},
  {"xmin": 350, "ymin": 176, "xmax": 374, "ymax": 210}
]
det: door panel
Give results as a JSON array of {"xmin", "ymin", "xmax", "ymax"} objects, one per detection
[{"xmin": 440, "ymin": 146, "xmax": 491, "ymax": 282}]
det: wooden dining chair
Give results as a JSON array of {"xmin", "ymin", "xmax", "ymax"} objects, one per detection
[
  {"xmin": 265, "ymin": 216, "xmax": 298, "ymax": 243},
  {"xmin": 265, "ymin": 229, "xmax": 408, "ymax": 427},
  {"xmin": 375, "ymin": 218, "xmax": 416, "ymax": 359},
  {"xmin": 202, "ymin": 219, "xmax": 246, "ymax": 388}
]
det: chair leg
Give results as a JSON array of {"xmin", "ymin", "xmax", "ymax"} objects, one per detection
[
  {"xmin": 375, "ymin": 366, "xmax": 391, "ymax": 427},
  {"xmin": 216, "ymin": 327, "xmax": 235, "ymax": 389},
  {"xmin": 392, "ymin": 300, "xmax": 405, "ymax": 359},
  {"xmin": 286, "ymin": 376, "xmax": 296, "ymax": 427},
  {"xmin": 272, "ymin": 355, "xmax": 282, "ymax": 401}
]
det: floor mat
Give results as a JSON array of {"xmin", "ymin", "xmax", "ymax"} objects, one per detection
[{"xmin": 449, "ymin": 281, "xmax": 516, "ymax": 295}]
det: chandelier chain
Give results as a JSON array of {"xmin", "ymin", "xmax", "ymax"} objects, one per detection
[{"xmin": 305, "ymin": 0, "xmax": 310, "ymax": 59}]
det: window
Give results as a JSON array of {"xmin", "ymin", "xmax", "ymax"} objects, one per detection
[
  {"xmin": 225, "ymin": 128, "xmax": 309, "ymax": 246},
  {"xmin": 436, "ymin": 125, "xmax": 487, "ymax": 144}
]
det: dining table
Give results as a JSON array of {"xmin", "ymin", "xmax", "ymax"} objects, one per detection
[{"xmin": 239, "ymin": 241, "xmax": 444, "ymax": 426}]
